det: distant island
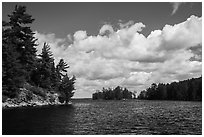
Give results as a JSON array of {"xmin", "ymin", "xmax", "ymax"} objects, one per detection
[
  {"xmin": 137, "ymin": 76, "xmax": 202, "ymax": 101},
  {"xmin": 92, "ymin": 86, "xmax": 135, "ymax": 100},
  {"xmin": 92, "ymin": 77, "xmax": 202, "ymax": 101}
]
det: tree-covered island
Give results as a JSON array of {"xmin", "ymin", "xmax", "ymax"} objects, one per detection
[
  {"xmin": 2, "ymin": 5, "xmax": 76, "ymax": 108},
  {"xmin": 92, "ymin": 77, "xmax": 202, "ymax": 101}
]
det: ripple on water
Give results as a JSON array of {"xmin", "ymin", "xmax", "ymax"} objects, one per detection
[{"xmin": 2, "ymin": 100, "xmax": 202, "ymax": 135}]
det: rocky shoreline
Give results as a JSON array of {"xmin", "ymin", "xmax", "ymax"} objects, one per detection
[
  {"xmin": 2, "ymin": 86, "xmax": 63, "ymax": 109},
  {"xmin": 2, "ymin": 98, "xmax": 62, "ymax": 109}
]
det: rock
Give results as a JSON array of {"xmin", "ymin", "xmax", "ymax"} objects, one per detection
[
  {"xmin": 3, "ymin": 88, "xmax": 61, "ymax": 109},
  {"xmin": 2, "ymin": 102, "xmax": 9, "ymax": 108},
  {"xmin": 19, "ymin": 102, "xmax": 27, "ymax": 107}
]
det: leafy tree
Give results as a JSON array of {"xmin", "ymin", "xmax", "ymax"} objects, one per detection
[
  {"xmin": 137, "ymin": 90, "xmax": 146, "ymax": 99},
  {"xmin": 114, "ymin": 86, "xmax": 122, "ymax": 100},
  {"xmin": 157, "ymin": 83, "xmax": 167, "ymax": 100},
  {"xmin": 123, "ymin": 87, "xmax": 132, "ymax": 99}
]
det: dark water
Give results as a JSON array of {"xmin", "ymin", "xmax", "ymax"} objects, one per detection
[{"xmin": 2, "ymin": 100, "xmax": 202, "ymax": 135}]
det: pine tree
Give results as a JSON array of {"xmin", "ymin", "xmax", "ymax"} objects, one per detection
[
  {"xmin": 3, "ymin": 5, "xmax": 77, "ymax": 100},
  {"xmin": 56, "ymin": 59, "xmax": 69, "ymax": 80},
  {"xmin": 4, "ymin": 5, "xmax": 37, "ymax": 82},
  {"xmin": 58, "ymin": 74, "xmax": 76, "ymax": 104},
  {"xmin": 2, "ymin": 34, "xmax": 25, "ymax": 98},
  {"xmin": 50, "ymin": 62, "xmax": 60, "ymax": 90},
  {"xmin": 35, "ymin": 43, "xmax": 54, "ymax": 89}
]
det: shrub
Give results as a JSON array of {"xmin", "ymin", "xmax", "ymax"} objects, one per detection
[
  {"xmin": 23, "ymin": 82, "xmax": 47, "ymax": 98},
  {"xmin": 30, "ymin": 86, "xmax": 47, "ymax": 98},
  {"xmin": 26, "ymin": 90, "xmax": 33, "ymax": 101}
]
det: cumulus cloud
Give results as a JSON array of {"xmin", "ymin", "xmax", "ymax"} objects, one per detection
[
  {"xmin": 118, "ymin": 20, "xmax": 134, "ymax": 29},
  {"xmin": 189, "ymin": 44, "xmax": 202, "ymax": 62},
  {"xmin": 157, "ymin": 15, "xmax": 202, "ymax": 51},
  {"xmin": 99, "ymin": 24, "xmax": 114, "ymax": 36},
  {"xmin": 73, "ymin": 30, "xmax": 87, "ymax": 41},
  {"xmin": 122, "ymin": 72, "xmax": 152, "ymax": 86},
  {"xmin": 67, "ymin": 34, "xmax": 73, "ymax": 43},
  {"xmin": 34, "ymin": 15, "xmax": 202, "ymax": 98}
]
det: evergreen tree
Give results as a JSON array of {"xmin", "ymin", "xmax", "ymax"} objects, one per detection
[
  {"xmin": 2, "ymin": 5, "xmax": 77, "ymax": 101},
  {"xmin": 2, "ymin": 33, "xmax": 25, "ymax": 97},
  {"xmin": 92, "ymin": 86, "xmax": 133, "ymax": 100},
  {"xmin": 4, "ymin": 5, "xmax": 37, "ymax": 82},
  {"xmin": 50, "ymin": 62, "xmax": 60, "ymax": 90},
  {"xmin": 56, "ymin": 59, "xmax": 69, "ymax": 80},
  {"xmin": 138, "ymin": 77, "xmax": 202, "ymax": 101},
  {"xmin": 32, "ymin": 43, "xmax": 54, "ymax": 89},
  {"xmin": 58, "ymin": 74, "xmax": 76, "ymax": 104},
  {"xmin": 3, "ymin": 15, "xmax": 25, "ymax": 98}
]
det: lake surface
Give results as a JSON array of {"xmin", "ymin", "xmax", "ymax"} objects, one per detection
[{"xmin": 2, "ymin": 99, "xmax": 202, "ymax": 135}]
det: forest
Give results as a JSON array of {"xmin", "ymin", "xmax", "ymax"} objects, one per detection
[
  {"xmin": 92, "ymin": 86, "xmax": 136, "ymax": 100},
  {"xmin": 138, "ymin": 77, "xmax": 202, "ymax": 101},
  {"xmin": 93, "ymin": 77, "xmax": 202, "ymax": 101},
  {"xmin": 2, "ymin": 5, "xmax": 76, "ymax": 104}
]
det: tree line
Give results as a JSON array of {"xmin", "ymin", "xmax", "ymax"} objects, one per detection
[
  {"xmin": 2, "ymin": 5, "xmax": 75, "ymax": 104},
  {"xmin": 138, "ymin": 77, "xmax": 202, "ymax": 101},
  {"xmin": 92, "ymin": 86, "xmax": 136, "ymax": 100}
]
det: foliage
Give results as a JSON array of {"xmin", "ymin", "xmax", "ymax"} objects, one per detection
[
  {"xmin": 31, "ymin": 42, "xmax": 55, "ymax": 89},
  {"xmin": 56, "ymin": 59, "xmax": 69, "ymax": 80},
  {"xmin": 137, "ymin": 77, "xmax": 202, "ymax": 101},
  {"xmin": 2, "ymin": 8, "xmax": 26, "ymax": 98},
  {"xmin": 29, "ymin": 86, "xmax": 47, "ymax": 99},
  {"xmin": 4, "ymin": 5, "xmax": 37, "ymax": 82},
  {"xmin": 58, "ymin": 74, "xmax": 76, "ymax": 104},
  {"xmin": 2, "ymin": 5, "xmax": 76, "ymax": 102},
  {"xmin": 92, "ymin": 86, "xmax": 133, "ymax": 100},
  {"xmin": 23, "ymin": 82, "xmax": 47, "ymax": 98}
]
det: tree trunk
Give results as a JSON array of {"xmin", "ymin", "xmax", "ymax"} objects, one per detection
[{"xmin": 65, "ymin": 96, "xmax": 69, "ymax": 105}]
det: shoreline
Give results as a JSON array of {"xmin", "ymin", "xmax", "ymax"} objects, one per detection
[
  {"xmin": 2, "ymin": 100, "xmax": 63, "ymax": 110},
  {"xmin": 2, "ymin": 86, "xmax": 65, "ymax": 110},
  {"xmin": 2, "ymin": 103, "xmax": 70, "ymax": 110}
]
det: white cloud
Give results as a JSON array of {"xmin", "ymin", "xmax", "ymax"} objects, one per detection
[
  {"xmin": 34, "ymin": 15, "xmax": 202, "ymax": 98},
  {"xmin": 99, "ymin": 24, "xmax": 114, "ymax": 36},
  {"xmin": 170, "ymin": 2, "xmax": 184, "ymax": 15},
  {"xmin": 67, "ymin": 34, "xmax": 73, "ymax": 43},
  {"xmin": 122, "ymin": 72, "xmax": 152, "ymax": 86},
  {"xmin": 119, "ymin": 20, "xmax": 134, "ymax": 29},
  {"xmin": 158, "ymin": 15, "xmax": 202, "ymax": 51},
  {"xmin": 73, "ymin": 30, "xmax": 87, "ymax": 41}
]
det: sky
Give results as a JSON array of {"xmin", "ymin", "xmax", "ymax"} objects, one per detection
[{"xmin": 2, "ymin": 2, "xmax": 202, "ymax": 98}]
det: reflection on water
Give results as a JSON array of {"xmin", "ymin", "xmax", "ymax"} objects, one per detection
[
  {"xmin": 2, "ymin": 100, "xmax": 202, "ymax": 135},
  {"xmin": 3, "ymin": 105, "xmax": 76, "ymax": 134}
]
